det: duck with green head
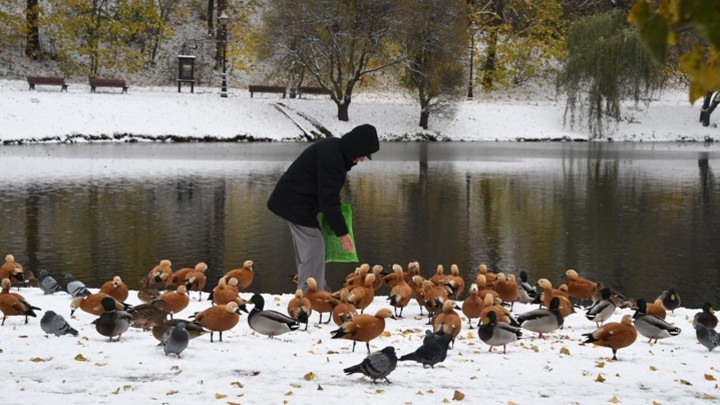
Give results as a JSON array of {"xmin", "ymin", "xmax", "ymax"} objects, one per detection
[{"xmin": 248, "ymin": 294, "xmax": 299, "ymax": 338}]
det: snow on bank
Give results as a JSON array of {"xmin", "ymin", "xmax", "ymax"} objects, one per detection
[
  {"xmin": 0, "ymin": 79, "xmax": 717, "ymax": 144},
  {"xmin": 0, "ymin": 286, "xmax": 718, "ymax": 404}
]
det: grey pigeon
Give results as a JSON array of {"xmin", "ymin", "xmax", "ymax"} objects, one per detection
[
  {"xmin": 65, "ymin": 274, "xmax": 91, "ymax": 298},
  {"xmin": 695, "ymin": 323, "xmax": 720, "ymax": 352},
  {"xmin": 40, "ymin": 310, "xmax": 79, "ymax": 337},
  {"xmin": 162, "ymin": 322, "xmax": 190, "ymax": 357},
  {"xmin": 343, "ymin": 346, "xmax": 397, "ymax": 383},
  {"xmin": 399, "ymin": 330, "xmax": 453, "ymax": 368},
  {"xmin": 38, "ymin": 270, "xmax": 62, "ymax": 295}
]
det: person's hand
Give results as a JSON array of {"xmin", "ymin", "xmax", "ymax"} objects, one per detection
[{"xmin": 341, "ymin": 234, "xmax": 355, "ymax": 253}]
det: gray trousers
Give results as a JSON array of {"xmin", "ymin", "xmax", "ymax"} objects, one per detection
[{"xmin": 287, "ymin": 221, "xmax": 326, "ymax": 292}]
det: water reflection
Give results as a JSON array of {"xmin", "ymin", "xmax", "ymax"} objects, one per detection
[{"xmin": 0, "ymin": 142, "xmax": 719, "ymax": 307}]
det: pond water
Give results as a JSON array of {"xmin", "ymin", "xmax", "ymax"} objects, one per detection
[{"xmin": 1, "ymin": 142, "xmax": 719, "ymax": 308}]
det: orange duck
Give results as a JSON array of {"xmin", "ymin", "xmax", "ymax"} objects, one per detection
[
  {"xmin": 211, "ymin": 277, "xmax": 240, "ymax": 306},
  {"xmin": 433, "ymin": 300, "xmax": 462, "ymax": 347},
  {"xmin": 148, "ymin": 259, "xmax": 173, "ymax": 289},
  {"xmin": 445, "ymin": 264, "xmax": 465, "ymax": 299},
  {"xmin": 387, "ymin": 264, "xmax": 412, "ymax": 318},
  {"xmin": 480, "ymin": 294, "xmax": 517, "ymax": 325},
  {"xmin": 160, "ymin": 285, "xmax": 190, "ymax": 318},
  {"xmin": 332, "ymin": 288, "xmax": 358, "ymax": 326},
  {"xmin": 0, "ymin": 278, "xmax": 39, "ymax": 325},
  {"xmin": 646, "ymin": 298, "xmax": 667, "ymax": 320},
  {"xmin": 537, "ymin": 278, "xmax": 569, "ymax": 309},
  {"xmin": 99, "ymin": 276, "xmax": 129, "ymax": 302},
  {"xmin": 0, "ymin": 255, "xmax": 25, "ymax": 287},
  {"xmin": 582, "ymin": 314, "xmax": 637, "ymax": 361},
  {"xmin": 347, "ymin": 273, "xmax": 376, "ymax": 314},
  {"xmin": 493, "ymin": 273, "xmax": 520, "ymax": 309},
  {"xmin": 429, "ymin": 264, "xmax": 447, "ymax": 286},
  {"xmin": 330, "ymin": 307, "xmax": 395, "ymax": 353},
  {"xmin": 462, "ymin": 283, "xmax": 485, "ymax": 329},
  {"xmin": 411, "ymin": 275, "xmax": 428, "ymax": 316},
  {"xmin": 405, "ymin": 261, "xmax": 422, "ymax": 291},
  {"xmin": 192, "ymin": 301, "xmax": 246, "ymax": 342},
  {"xmin": 287, "ymin": 289, "xmax": 313, "ymax": 331},
  {"xmin": 477, "ymin": 264, "xmax": 497, "ymax": 288},
  {"xmin": 172, "ymin": 262, "xmax": 207, "ymax": 287},
  {"xmin": 185, "ymin": 267, "xmax": 208, "ymax": 300},
  {"xmin": 475, "ymin": 274, "xmax": 500, "ymax": 302},
  {"xmin": 564, "ymin": 269, "xmax": 598, "ymax": 301},
  {"xmin": 224, "ymin": 260, "xmax": 255, "ymax": 291},
  {"xmin": 343, "ymin": 263, "xmax": 370, "ymax": 290},
  {"xmin": 305, "ymin": 277, "xmax": 339, "ymax": 324},
  {"xmin": 71, "ymin": 293, "xmax": 124, "ymax": 317}
]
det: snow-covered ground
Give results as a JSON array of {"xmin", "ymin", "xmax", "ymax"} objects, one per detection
[
  {"xmin": 0, "ymin": 79, "xmax": 717, "ymax": 143},
  {"xmin": 0, "ymin": 285, "xmax": 717, "ymax": 404}
]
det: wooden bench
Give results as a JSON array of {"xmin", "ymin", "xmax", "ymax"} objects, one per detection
[
  {"xmin": 27, "ymin": 76, "xmax": 68, "ymax": 92},
  {"xmin": 248, "ymin": 85, "xmax": 286, "ymax": 98},
  {"xmin": 298, "ymin": 86, "xmax": 331, "ymax": 98},
  {"xmin": 89, "ymin": 77, "xmax": 128, "ymax": 93}
]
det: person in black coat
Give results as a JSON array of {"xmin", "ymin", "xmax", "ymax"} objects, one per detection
[{"xmin": 267, "ymin": 124, "xmax": 380, "ymax": 292}]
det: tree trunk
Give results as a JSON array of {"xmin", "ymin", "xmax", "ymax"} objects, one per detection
[
  {"xmin": 337, "ymin": 102, "xmax": 350, "ymax": 121},
  {"xmin": 207, "ymin": 0, "xmax": 214, "ymax": 36},
  {"xmin": 482, "ymin": 0, "xmax": 505, "ymax": 91},
  {"xmin": 419, "ymin": 109, "xmax": 429, "ymax": 129},
  {"xmin": 25, "ymin": 0, "xmax": 41, "ymax": 59}
]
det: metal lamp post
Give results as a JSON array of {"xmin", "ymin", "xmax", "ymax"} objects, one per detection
[
  {"xmin": 219, "ymin": 12, "xmax": 229, "ymax": 98},
  {"xmin": 467, "ymin": 21, "xmax": 479, "ymax": 100}
]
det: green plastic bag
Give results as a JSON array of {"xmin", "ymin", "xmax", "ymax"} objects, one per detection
[{"xmin": 319, "ymin": 203, "xmax": 359, "ymax": 263}]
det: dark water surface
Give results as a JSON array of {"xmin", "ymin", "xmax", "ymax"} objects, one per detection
[{"xmin": 1, "ymin": 142, "xmax": 719, "ymax": 308}]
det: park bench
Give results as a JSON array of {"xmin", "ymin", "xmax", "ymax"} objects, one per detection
[
  {"xmin": 298, "ymin": 86, "xmax": 331, "ymax": 98},
  {"xmin": 248, "ymin": 85, "xmax": 286, "ymax": 98},
  {"xmin": 89, "ymin": 77, "xmax": 128, "ymax": 93},
  {"xmin": 26, "ymin": 76, "xmax": 68, "ymax": 92}
]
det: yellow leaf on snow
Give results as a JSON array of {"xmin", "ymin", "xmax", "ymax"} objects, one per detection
[
  {"xmin": 595, "ymin": 374, "xmax": 606, "ymax": 383},
  {"xmin": 608, "ymin": 395, "xmax": 620, "ymax": 403},
  {"xmin": 649, "ymin": 366, "xmax": 657, "ymax": 371},
  {"xmin": 215, "ymin": 393, "xmax": 227, "ymax": 399},
  {"xmin": 677, "ymin": 379, "xmax": 692, "ymax": 386},
  {"xmin": 702, "ymin": 393, "xmax": 717, "ymax": 400},
  {"xmin": 704, "ymin": 374, "xmax": 716, "ymax": 381},
  {"xmin": 304, "ymin": 372, "xmax": 315, "ymax": 381},
  {"xmin": 30, "ymin": 357, "xmax": 51, "ymax": 362},
  {"xmin": 596, "ymin": 361, "xmax": 605, "ymax": 368},
  {"xmin": 166, "ymin": 390, "xmax": 179, "ymax": 396},
  {"xmin": 453, "ymin": 390, "xmax": 465, "ymax": 401},
  {"xmin": 381, "ymin": 331, "xmax": 392, "ymax": 337},
  {"xmin": 284, "ymin": 391, "xmax": 293, "ymax": 396},
  {"xmin": 74, "ymin": 354, "xmax": 88, "ymax": 362},
  {"xmin": 230, "ymin": 381, "xmax": 244, "ymax": 388},
  {"xmin": 560, "ymin": 347, "xmax": 571, "ymax": 356}
]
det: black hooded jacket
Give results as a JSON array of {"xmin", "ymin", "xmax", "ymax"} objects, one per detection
[{"xmin": 267, "ymin": 124, "xmax": 380, "ymax": 236}]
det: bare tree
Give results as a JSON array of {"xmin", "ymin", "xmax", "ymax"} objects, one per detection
[
  {"xmin": 25, "ymin": 0, "xmax": 40, "ymax": 59},
  {"xmin": 258, "ymin": 0, "xmax": 404, "ymax": 121}
]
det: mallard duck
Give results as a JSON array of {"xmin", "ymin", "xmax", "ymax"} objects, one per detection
[
  {"xmin": 192, "ymin": 301, "xmax": 246, "ymax": 342},
  {"xmin": 148, "ymin": 259, "xmax": 173, "ymax": 288},
  {"xmin": 517, "ymin": 296, "xmax": 564, "ymax": 339},
  {"xmin": 224, "ymin": 260, "xmax": 255, "ymax": 291},
  {"xmin": 658, "ymin": 288, "xmax": 681, "ymax": 313},
  {"xmin": 0, "ymin": 278, "xmax": 40, "ymax": 325},
  {"xmin": 387, "ymin": 264, "xmax": 412, "ymax": 318},
  {"xmin": 693, "ymin": 302, "xmax": 718, "ymax": 330},
  {"xmin": 99, "ymin": 276, "xmax": 129, "ymax": 302},
  {"xmin": 462, "ymin": 283, "xmax": 484, "ymax": 329},
  {"xmin": 93, "ymin": 296, "xmax": 133, "ymax": 342},
  {"xmin": 152, "ymin": 318, "xmax": 208, "ymax": 342},
  {"xmin": 305, "ymin": 277, "xmax": 339, "ymax": 324},
  {"xmin": 582, "ymin": 314, "xmax": 637, "ymax": 361},
  {"xmin": 330, "ymin": 308, "xmax": 395, "ymax": 353},
  {"xmin": 160, "ymin": 285, "xmax": 190, "ymax": 318},
  {"xmin": 137, "ymin": 276, "xmax": 161, "ymax": 304},
  {"xmin": 287, "ymin": 289, "xmax": 312, "ymax": 331},
  {"xmin": 695, "ymin": 322, "xmax": 720, "ymax": 352},
  {"xmin": 585, "ymin": 287, "xmax": 616, "ymax": 328},
  {"xmin": 128, "ymin": 299, "xmax": 170, "ymax": 330},
  {"xmin": 478, "ymin": 310, "xmax": 522, "ymax": 354},
  {"xmin": 248, "ymin": 294, "xmax": 299, "ymax": 338},
  {"xmin": 517, "ymin": 271, "xmax": 538, "ymax": 304},
  {"xmin": 633, "ymin": 298, "xmax": 681, "ymax": 344}
]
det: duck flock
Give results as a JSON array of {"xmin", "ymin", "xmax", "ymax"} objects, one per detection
[{"xmin": 1, "ymin": 254, "xmax": 719, "ymax": 402}]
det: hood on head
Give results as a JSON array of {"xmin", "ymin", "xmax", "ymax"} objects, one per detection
[{"xmin": 340, "ymin": 124, "xmax": 379, "ymax": 169}]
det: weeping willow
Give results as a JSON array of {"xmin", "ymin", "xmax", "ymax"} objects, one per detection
[{"xmin": 557, "ymin": 9, "xmax": 664, "ymax": 139}]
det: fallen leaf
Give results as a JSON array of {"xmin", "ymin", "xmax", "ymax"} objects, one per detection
[
  {"xmin": 290, "ymin": 384, "xmax": 301, "ymax": 389},
  {"xmin": 94, "ymin": 362, "xmax": 107, "ymax": 367},
  {"xmin": 230, "ymin": 381, "xmax": 243, "ymax": 388},
  {"xmin": 677, "ymin": 379, "xmax": 692, "ymax": 386},
  {"xmin": 317, "ymin": 384, "xmax": 323, "ymax": 391},
  {"xmin": 649, "ymin": 366, "xmax": 657, "ymax": 371},
  {"xmin": 596, "ymin": 361, "xmax": 605, "ymax": 368},
  {"xmin": 702, "ymin": 393, "xmax": 717, "ymax": 400},
  {"xmin": 166, "ymin": 390, "xmax": 179, "ymax": 396},
  {"xmin": 74, "ymin": 354, "xmax": 88, "ymax": 362},
  {"xmin": 416, "ymin": 391, "xmax": 424, "ymax": 395},
  {"xmin": 304, "ymin": 372, "xmax": 315, "ymax": 381},
  {"xmin": 112, "ymin": 387, "xmax": 120, "ymax": 395},
  {"xmin": 284, "ymin": 391, "xmax": 293, "ymax": 396},
  {"xmin": 595, "ymin": 374, "xmax": 606, "ymax": 383},
  {"xmin": 453, "ymin": 390, "xmax": 465, "ymax": 400},
  {"xmin": 381, "ymin": 331, "xmax": 392, "ymax": 337},
  {"xmin": 251, "ymin": 371, "xmax": 260, "ymax": 376},
  {"xmin": 509, "ymin": 402, "xmax": 520, "ymax": 405},
  {"xmin": 376, "ymin": 389, "xmax": 385, "ymax": 394},
  {"xmin": 308, "ymin": 350, "xmax": 315, "ymax": 355},
  {"xmin": 560, "ymin": 347, "xmax": 571, "ymax": 356},
  {"xmin": 608, "ymin": 395, "xmax": 620, "ymax": 403},
  {"xmin": 30, "ymin": 357, "xmax": 50, "ymax": 362},
  {"xmin": 652, "ymin": 401, "xmax": 661, "ymax": 405},
  {"xmin": 215, "ymin": 393, "xmax": 227, "ymax": 399},
  {"xmin": 123, "ymin": 385, "xmax": 131, "ymax": 391},
  {"xmin": 704, "ymin": 374, "xmax": 716, "ymax": 381},
  {"xmin": 170, "ymin": 365, "xmax": 180, "ymax": 370}
]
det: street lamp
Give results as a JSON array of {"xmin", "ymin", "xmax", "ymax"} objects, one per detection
[
  {"xmin": 218, "ymin": 11, "xmax": 229, "ymax": 98},
  {"xmin": 467, "ymin": 21, "xmax": 479, "ymax": 100}
]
